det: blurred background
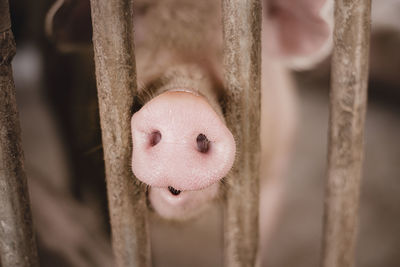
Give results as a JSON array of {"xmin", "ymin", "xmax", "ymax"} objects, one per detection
[{"xmin": 7, "ymin": 0, "xmax": 400, "ymax": 266}]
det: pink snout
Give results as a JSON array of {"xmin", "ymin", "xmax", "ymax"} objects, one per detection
[{"xmin": 131, "ymin": 91, "xmax": 236, "ymax": 192}]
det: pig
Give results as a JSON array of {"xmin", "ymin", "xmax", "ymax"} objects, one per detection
[
  {"xmin": 130, "ymin": 0, "xmax": 332, "ymax": 224},
  {"xmin": 41, "ymin": 0, "xmax": 332, "ymax": 265},
  {"xmin": 129, "ymin": 1, "xmax": 332, "ymax": 264}
]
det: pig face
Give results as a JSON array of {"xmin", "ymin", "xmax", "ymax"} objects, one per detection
[
  {"xmin": 129, "ymin": 0, "xmax": 332, "ymax": 219},
  {"xmin": 46, "ymin": 0, "xmax": 332, "ymax": 220}
]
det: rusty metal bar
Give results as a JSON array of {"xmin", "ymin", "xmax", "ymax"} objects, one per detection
[
  {"xmin": 222, "ymin": 0, "xmax": 261, "ymax": 266},
  {"xmin": 321, "ymin": 0, "xmax": 371, "ymax": 267},
  {"xmin": 0, "ymin": 0, "xmax": 40, "ymax": 266},
  {"xmin": 89, "ymin": 0, "xmax": 150, "ymax": 266}
]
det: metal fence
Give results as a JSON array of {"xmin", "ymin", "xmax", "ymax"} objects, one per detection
[{"xmin": 0, "ymin": 0, "xmax": 371, "ymax": 266}]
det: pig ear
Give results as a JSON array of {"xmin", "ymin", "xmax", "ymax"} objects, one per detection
[
  {"xmin": 265, "ymin": 0, "xmax": 333, "ymax": 69},
  {"xmin": 45, "ymin": 0, "xmax": 93, "ymax": 52}
]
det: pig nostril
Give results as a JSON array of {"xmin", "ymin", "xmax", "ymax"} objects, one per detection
[
  {"xmin": 168, "ymin": 186, "xmax": 181, "ymax": 196},
  {"xmin": 149, "ymin": 131, "xmax": 162, "ymax": 146},
  {"xmin": 196, "ymin": 133, "xmax": 210, "ymax": 153}
]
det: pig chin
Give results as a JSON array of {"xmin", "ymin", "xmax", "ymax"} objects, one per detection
[
  {"xmin": 131, "ymin": 90, "xmax": 235, "ymax": 219},
  {"xmin": 148, "ymin": 183, "xmax": 220, "ymax": 220}
]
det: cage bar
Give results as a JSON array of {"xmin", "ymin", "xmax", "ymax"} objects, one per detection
[
  {"xmin": 222, "ymin": 0, "xmax": 262, "ymax": 266},
  {"xmin": 89, "ymin": 0, "xmax": 150, "ymax": 266},
  {"xmin": 0, "ymin": 0, "xmax": 40, "ymax": 266},
  {"xmin": 321, "ymin": 0, "xmax": 371, "ymax": 267}
]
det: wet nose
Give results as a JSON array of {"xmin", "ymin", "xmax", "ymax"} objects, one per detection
[{"xmin": 131, "ymin": 91, "xmax": 235, "ymax": 191}]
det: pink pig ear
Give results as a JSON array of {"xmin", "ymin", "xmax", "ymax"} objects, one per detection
[{"xmin": 265, "ymin": 0, "xmax": 333, "ymax": 69}]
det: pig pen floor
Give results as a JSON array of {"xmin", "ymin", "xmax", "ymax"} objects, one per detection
[{"xmin": 15, "ymin": 61, "xmax": 400, "ymax": 266}]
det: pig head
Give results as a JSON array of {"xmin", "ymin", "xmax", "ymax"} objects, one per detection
[
  {"xmin": 129, "ymin": 0, "xmax": 332, "ymax": 220},
  {"xmin": 46, "ymin": 0, "xmax": 332, "ymax": 221}
]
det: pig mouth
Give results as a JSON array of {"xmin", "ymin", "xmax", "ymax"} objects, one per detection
[
  {"xmin": 149, "ymin": 183, "xmax": 217, "ymax": 197},
  {"xmin": 168, "ymin": 186, "xmax": 182, "ymax": 196},
  {"xmin": 148, "ymin": 183, "xmax": 220, "ymax": 219}
]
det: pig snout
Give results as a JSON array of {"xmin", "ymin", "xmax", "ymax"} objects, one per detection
[{"xmin": 131, "ymin": 90, "xmax": 235, "ymax": 218}]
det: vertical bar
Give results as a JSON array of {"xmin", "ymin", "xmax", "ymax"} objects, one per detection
[
  {"xmin": 0, "ymin": 0, "xmax": 40, "ymax": 266},
  {"xmin": 321, "ymin": 1, "xmax": 371, "ymax": 267},
  {"xmin": 89, "ymin": 0, "xmax": 150, "ymax": 266},
  {"xmin": 222, "ymin": 0, "xmax": 261, "ymax": 266}
]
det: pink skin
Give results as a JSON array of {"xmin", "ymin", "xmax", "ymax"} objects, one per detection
[
  {"xmin": 131, "ymin": 90, "xmax": 235, "ymax": 219},
  {"xmin": 149, "ymin": 183, "xmax": 219, "ymax": 219}
]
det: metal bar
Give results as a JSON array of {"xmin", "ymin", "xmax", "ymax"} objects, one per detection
[
  {"xmin": 0, "ymin": 0, "xmax": 40, "ymax": 266},
  {"xmin": 222, "ymin": 0, "xmax": 262, "ymax": 266},
  {"xmin": 321, "ymin": 0, "xmax": 371, "ymax": 267},
  {"xmin": 89, "ymin": 0, "xmax": 150, "ymax": 266}
]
